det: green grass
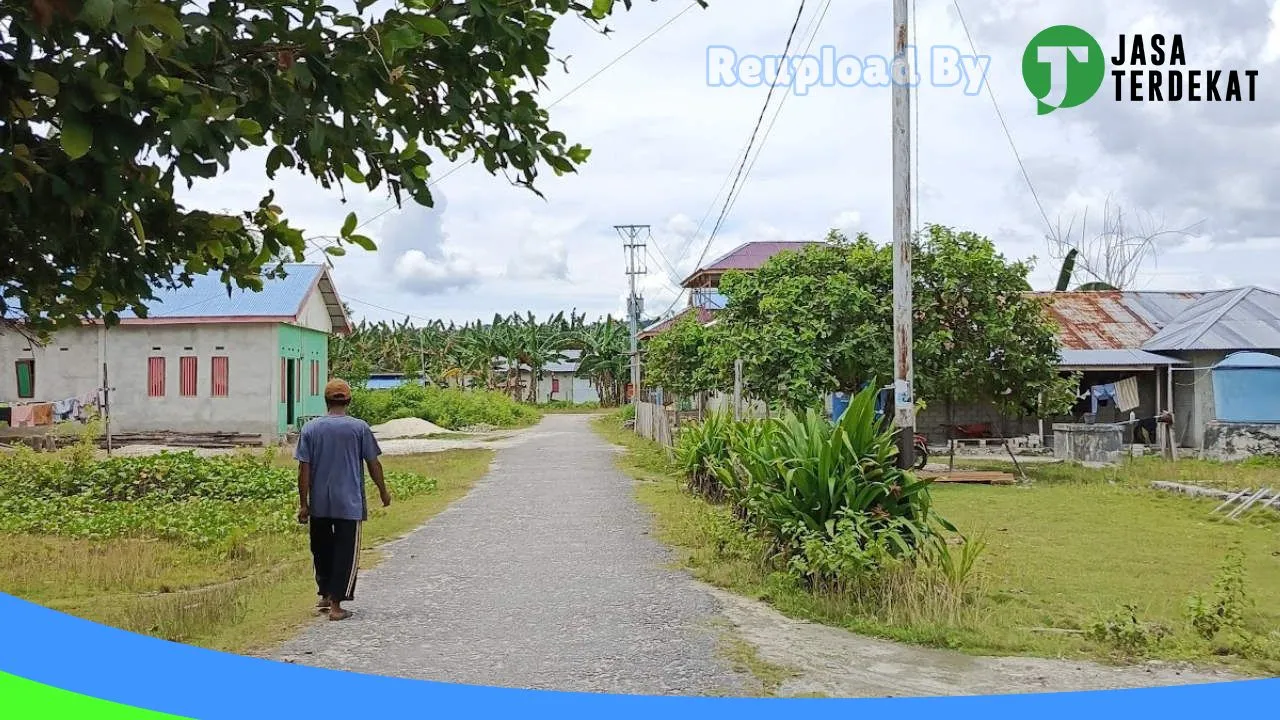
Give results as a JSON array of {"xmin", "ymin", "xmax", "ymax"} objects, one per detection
[
  {"xmin": 593, "ymin": 413, "xmax": 1280, "ymax": 674},
  {"xmin": 349, "ymin": 385, "xmax": 541, "ymax": 429},
  {"xmin": 0, "ymin": 449, "xmax": 492, "ymax": 654}
]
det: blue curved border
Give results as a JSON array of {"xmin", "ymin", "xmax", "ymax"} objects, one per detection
[{"xmin": 0, "ymin": 592, "xmax": 1275, "ymax": 718}]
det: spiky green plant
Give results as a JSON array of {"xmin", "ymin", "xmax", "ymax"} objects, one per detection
[{"xmin": 715, "ymin": 384, "xmax": 951, "ymax": 563}]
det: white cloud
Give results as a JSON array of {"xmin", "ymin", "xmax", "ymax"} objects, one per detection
[
  {"xmin": 392, "ymin": 250, "xmax": 481, "ymax": 295},
  {"xmin": 506, "ymin": 239, "xmax": 570, "ymax": 281},
  {"xmin": 170, "ymin": 0, "xmax": 1279, "ymax": 324}
]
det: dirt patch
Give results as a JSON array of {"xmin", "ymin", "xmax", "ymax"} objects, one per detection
[{"xmin": 706, "ymin": 587, "xmax": 1239, "ymax": 698}]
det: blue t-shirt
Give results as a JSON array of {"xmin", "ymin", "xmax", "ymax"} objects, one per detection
[{"xmin": 294, "ymin": 415, "xmax": 382, "ymax": 521}]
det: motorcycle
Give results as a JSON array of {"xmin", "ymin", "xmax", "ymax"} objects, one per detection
[
  {"xmin": 866, "ymin": 386, "xmax": 929, "ymax": 470},
  {"xmin": 911, "ymin": 433, "xmax": 929, "ymax": 470}
]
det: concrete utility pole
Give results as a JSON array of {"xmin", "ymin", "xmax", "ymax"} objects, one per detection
[
  {"xmin": 616, "ymin": 225, "xmax": 649, "ymax": 405},
  {"xmin": 891, "ymin": 0, "xmax": 916, "ymax": 469}
]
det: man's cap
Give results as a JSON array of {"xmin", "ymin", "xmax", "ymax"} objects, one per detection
[{"xmin": 324, "ymin": 379, "xmax": 352, "ymax": 401}]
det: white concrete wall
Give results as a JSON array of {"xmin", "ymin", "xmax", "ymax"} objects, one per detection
[
  {"xmin": 1169, "ymin": 350, "xmax": 1225, "ymax": 450},
  {"xmin": 0, "ymin": 326, "xmax": 101, "ymax": 402},
  {"xmin": 103, "ymin": 324, "xmax": 280, "ymax": 437},
  {"xmin": 295, "ymin": 287, "xmax": 333, "ymax": 334},
  {"xmin": 3, "ymin": 323, "xmax": 283, "ymax": 438},
  {"xmin": 535, "ymin": 371, "xmax": 599, "ymax": 404}
]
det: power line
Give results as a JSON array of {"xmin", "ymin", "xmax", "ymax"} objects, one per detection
[
  {"xmin": 693, "ymin": 0, "xmax": 808, "ymax": 273},
  {"xmin": 343, "ymin": 295, "xmax": 439, "ymax": 325},
  {"xmin": 952, "ymin": 0, "xmax": 1054, "ymax": 236},
  {"xmin": 659, "ymin": 0, "xmax": 814, "ymax": 320},
  {"xmin": 334, "ymin": 1, "xmax": 704, "ymax": 241},
  {"xmin": 646, "ymin": 246, "xmax": 683, "ymax": 290},
  {"xmin": 723, "ymin": 0, "xmax": 832, "ymax": 222}
]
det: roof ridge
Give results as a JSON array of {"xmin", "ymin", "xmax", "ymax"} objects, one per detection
[{"xmin": 1183, "ymin": 286, "xmax": 1254, "ymax": 346}]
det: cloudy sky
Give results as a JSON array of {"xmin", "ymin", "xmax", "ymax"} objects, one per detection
[{"xmin": 179, "ymin": 0, "xmax": 1280, "ymax": 326}]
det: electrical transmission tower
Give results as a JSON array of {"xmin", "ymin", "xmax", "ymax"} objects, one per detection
[{"xmin": 616, "ymin": 225, "xmax": 649, "ymax": 404}]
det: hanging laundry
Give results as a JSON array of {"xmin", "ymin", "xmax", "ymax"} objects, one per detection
[
  {"xmin": 52, "ymin": 398, "xmax": 81, "ymax": 422},
  {"xmin": 10, "ymin": 405, "xmax": 35, "ymax": 428},
  {"xmin": 1113, "ymin": 376, "xmax": 1141, "ymax": 413},
  {"xmin": 1090, "ymin": 383, "xmax": 1118, "ymax": 415},
  {"xmin": 31, "ymin": 403, "xmax": 54, "ymax": 426}
]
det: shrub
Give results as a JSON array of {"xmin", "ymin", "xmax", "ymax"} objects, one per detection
[
  {"xmin": 674, "ymin": 411, "xmax": 735, "ymax": 501},
  {"xmin": 0, "ymin": 446, "xmax": 436, "ymax": 546},
  {"xmin": 1187, "ymin": 544, "xmax": 1251, "ymax": 641},
  {"xmin": 719, "ymin": 385, "xmax": 949, "ymax": 563},
  {"xmin": 1086, "ymin": 604, "xmax": 1171, "ymax": 655},
  {"xmin": 348, "ymin": 385, "xmax": 541, "ymax": 429}
]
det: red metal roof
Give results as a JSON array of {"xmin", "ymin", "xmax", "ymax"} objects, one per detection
[
  {"xmin": 681, "ymin": 241, "xmax": 822, "ymax": 287},
  {"xmin": 637, "ymin": 306, "xmax": 715, "ymax": 340},
  {"xmin": 1030, "ymin": 291, "xmax": 1203, "ymax": 350}
]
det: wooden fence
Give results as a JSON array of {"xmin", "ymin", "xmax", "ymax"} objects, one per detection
[
  {"xmin": 633, "ymin": 391, "xmax": 772, "ymax": 448},
  {"xmin": 634, "ymin": 400, "xmax": 675, "ymax": 447}
]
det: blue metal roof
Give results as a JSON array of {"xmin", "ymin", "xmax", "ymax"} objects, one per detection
[
  {"xmin": 117, "ymin": 264, "xmax": 324, "ymax": 319},
  {"xmin": 1058, "ymin": 349, "xmax": 1186, "ymax": 367},
  {"xmin": 1214, "ymin": 351, "xmax": 1280, "ymax": 369}
]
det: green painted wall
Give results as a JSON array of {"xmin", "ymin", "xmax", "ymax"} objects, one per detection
[{"xmin": 277, "ymin": 324, "xmax": 330, "ymax": 434}]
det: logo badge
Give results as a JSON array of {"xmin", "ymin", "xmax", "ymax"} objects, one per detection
[{"xmin": 1022, "ymin": 25, "xmax": 1105, "ymax": 114}]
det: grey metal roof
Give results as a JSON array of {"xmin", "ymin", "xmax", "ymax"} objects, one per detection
[
  {"xmin": 1059, "ymin": 349, "xmax": 1187, "ymax": 368},
  {"xmin": 1142, "ymin": 287, "xmax": 1280, "ymax": 351}
]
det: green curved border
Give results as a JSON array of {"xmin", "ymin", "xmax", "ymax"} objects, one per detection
[{"xmin": 0, "ymin": 671, "xmax": 190, "ymax": 719}]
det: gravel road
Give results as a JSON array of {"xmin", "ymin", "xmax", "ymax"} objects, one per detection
[
  {"xmin": 272, "ymin": 413, "xmax": 1242, "ymax": 697},
  {"xmin": 273, "ymin": 413, "xmax": 751, "ymax": 695}
]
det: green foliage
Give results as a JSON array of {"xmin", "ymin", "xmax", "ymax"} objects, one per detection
[
  {"xmin": 0, "ymin": 446, "xmax": 435, "ymax": 546},
  {"xmin": 329, "ymin": 311, "xmax": 629, "ymax": 406},
  {"xmin": 1187, "ymin": 544, "xmax": 1251, "ymax": 641},
  {"xmin": 349, "ymin": 385, "xmax": 540, "ymax": 429},
  {"xmin": 644, "ymin": 312, "xmax": 724, "ymax": 396},
  {"xmin": 709, "ymin": 226, "xmax": 1074, "ymax": 415},
  {"xmin": 914, "ymin": 224, "xmax": 1080, "ymax": 418},
  {"xmin": 716, "ymin": 231, "xmax": 891, "ymax": 409},
  {"xmin": 674, "ymin": 410, "xmax": 734, "ymax": 500},
  {"xmin": 1055, "ymin": 248, "xmax": 1078, "ymax": 291},
  {"xmin": 1, "ymin": 0, "xmax": 704, "ymax": 333},
  {"xmin": 1085, "ymin": 604, "xmax": 1171, "ymax": 655},
  {"xmin": 673, "ymin": 385, "xmax": 958, "ymax": 592}
]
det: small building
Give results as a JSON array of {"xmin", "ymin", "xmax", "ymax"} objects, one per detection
[
  {"xmin": 493, "ymin": 350, "xmax": 600, "ymax": 405},
  {"xmin": 931, "ymin": 287, "xmax": 1280, "ymax": 453},
  {"xmin": 0, "ymin": 264, "xmax": 351, "ymax": 441}
]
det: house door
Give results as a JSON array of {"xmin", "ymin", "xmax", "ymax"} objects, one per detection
[{"xmin": 286, "ymin": 359, "xmax": 297, "ymax": 426}]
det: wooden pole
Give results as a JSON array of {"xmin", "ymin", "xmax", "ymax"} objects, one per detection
[
  {"xmin": 102, "ymin": 362, "xmax": 112, "ymax": 456},
  {"xmin": 891, "ymin": 0, "xmax": 915, "ymax": 470},
  {"xmin": 733, "ymin": 358, "xmax": 743, "ymax": 421}
]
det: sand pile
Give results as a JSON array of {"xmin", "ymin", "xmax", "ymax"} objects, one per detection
[{"xmin": 370, "ymin": 417, "xmax": 455, "ymax": 439}]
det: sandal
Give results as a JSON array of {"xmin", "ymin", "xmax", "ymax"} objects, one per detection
[
  {"xmin": 316, "ymin": 598, "xmax": 331, "ymax": 612},
  {"xmin": 328, "ymin": 608, "xmax": 353, "ymax": 621}
]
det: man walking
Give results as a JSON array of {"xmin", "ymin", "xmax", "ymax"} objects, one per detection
[{"xmin": 295, "ymin": 379, "xmax": 391, "ymax": 621}]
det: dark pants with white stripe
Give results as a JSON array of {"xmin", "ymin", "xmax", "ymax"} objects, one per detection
[{"xmin": 309, "ymin": 518, "xmax": 361, "ymax": 602}]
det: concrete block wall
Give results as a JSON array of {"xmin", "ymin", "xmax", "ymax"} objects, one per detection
[{"xmin": 916, "ymin": 401, "xmax": 1041, "ymax": 443}]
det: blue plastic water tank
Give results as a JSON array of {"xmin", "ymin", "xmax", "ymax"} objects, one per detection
[
  {"xmin": 831, "ymin": 392, "xmax": 851, "ymax": 421},
  {"xmin": 1211, "ymin": 352, "xmax": 1280, "ymax": 423}
]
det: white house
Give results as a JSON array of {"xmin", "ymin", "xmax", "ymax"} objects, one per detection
[{"xmin": 1, "ymin": 264, "xmax": 351, "ymax": 441}]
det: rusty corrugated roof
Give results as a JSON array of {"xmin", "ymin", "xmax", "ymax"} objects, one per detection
[{"xmin": 1030, "ymin": 291, "xmax": 1203, "ymax": 350}]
